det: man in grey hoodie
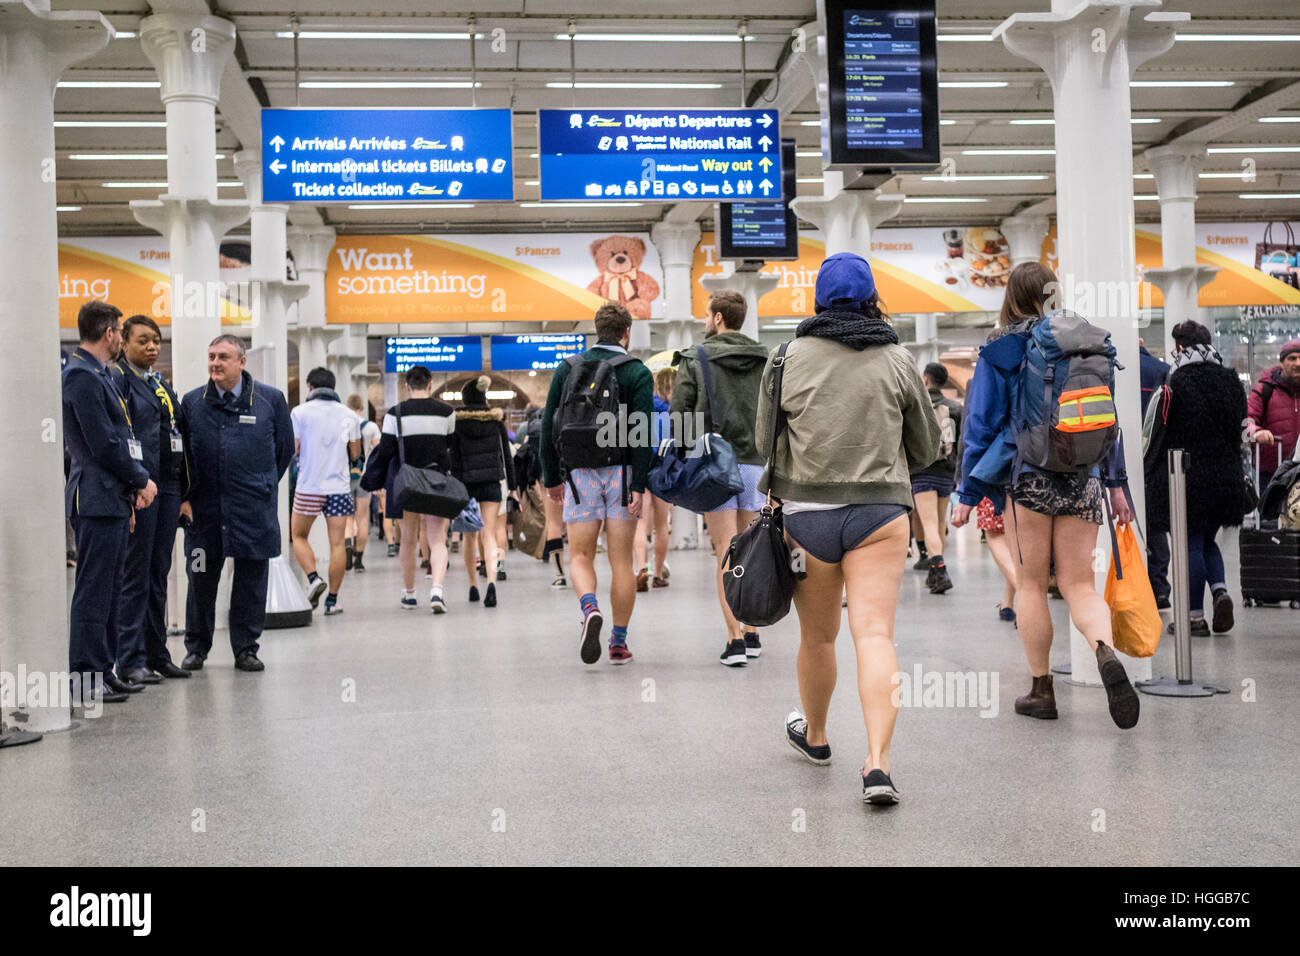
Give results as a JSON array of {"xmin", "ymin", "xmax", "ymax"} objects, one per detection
[{"xmin": 671, "ymin": 291, "xmax": 772, "ymax": 667}]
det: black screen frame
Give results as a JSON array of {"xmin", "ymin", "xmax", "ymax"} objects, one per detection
[
  {"xmin": 717, "ymin": 138, "xmax": 799, "ymax": 262},
  {"xmin": 823, "ymin": 0, "xmax": 941, "ymax": 170}
]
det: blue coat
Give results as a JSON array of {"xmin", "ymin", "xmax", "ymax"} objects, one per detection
[
  {"xmin": 1139, "ymin": 346, "xmax": 1169, "ymax": 416},
  {"xmin": 957, "ymin": 327, "xmax": 1125, "ymax": 512},
  {"xmin": 110, "ymin": 359, "xmax": 185, "ymax": 494},
  {"xmin": 62, "ymin": 347, "xmax": 151, "ymax": 518},
  {"xmin": 179, "ymin": 370, "xmax": 294, "ymax": 559}
]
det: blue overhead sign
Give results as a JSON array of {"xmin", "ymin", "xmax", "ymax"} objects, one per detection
[
  {"xmin": 261, "ymin": 109, "xmax": 514, "ymax": 203},
  {"xmin": 490, "ymin": 334, "xmax": 589, "ymax": 371},
  {"xmin": 537, "ymin": 108, "xmax": 782, "ymax": 202},
  {"xmin": 385, "ymin": 336, "xmax": 483, "ymax": 374}
]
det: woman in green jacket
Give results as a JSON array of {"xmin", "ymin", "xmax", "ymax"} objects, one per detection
[{"xmin": 757, "ymin": 253, "xmax": 940, "ymax": 806}]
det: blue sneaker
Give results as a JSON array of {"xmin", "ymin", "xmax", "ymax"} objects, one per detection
[
  {"xmin": 400, "ymin": 592, "xmax": 419, "ymax": 610},
  {"xmin": 998, "ymin": 605, "xmax": 1016, "ymax": 623}
]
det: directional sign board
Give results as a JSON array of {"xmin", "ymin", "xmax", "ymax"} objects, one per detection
[
  {"xmin": 490, "ymin": 334, "xmax": 588, "ymax": 371},
  {"xmin": 384, "ymin": 335, "xmax": 483, "ymax": 374},
  {"xmin": 261, "ymin": 109, "xmax": 514, "ymax": 203},
  {"xmin": 537, "ymin": 108, "xmax": 782, "ymax": 202}
]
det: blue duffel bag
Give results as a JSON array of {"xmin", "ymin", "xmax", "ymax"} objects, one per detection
[{"xmin": 647, "ymin": 345, "xmax": 744, "ymax": 512}]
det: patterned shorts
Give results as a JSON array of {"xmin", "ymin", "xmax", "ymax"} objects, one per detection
[
  {"xmin": 564, "ymin": 466, "xmax": 633, "ymax": 524},
  {"xmin": 1009, "ymin": 472, "xmax": 1104, "ymax": 525},
  {"xmin": 710, "ymin": 463, "xmax": 766, "ymax": 513},
  {"xmin": 293, "ymin": 491, "xmax": 356, "ymax": 518}
]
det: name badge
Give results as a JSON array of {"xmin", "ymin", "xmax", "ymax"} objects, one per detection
[
  {"xmin": 239, "ymin": 415, "xmax": 257, "ymax": 425},
  {"xmin": 127, "ymin": 439, "xmax": 143, "ymax": 461},
  {"xmin": 171, "ymin": 434, "xmax": 184, "ymax": 453}
]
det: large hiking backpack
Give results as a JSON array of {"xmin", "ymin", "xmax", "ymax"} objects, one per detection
[
  {"xmin": 553, "ymin": 351, "xmax": 639, "ymax": 473},
  {"xmin": 1013, "ymin": 309, "xmax": 1120, "ymax": 474}
]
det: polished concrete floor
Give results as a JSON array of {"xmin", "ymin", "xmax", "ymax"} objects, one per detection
[{"xmin": 4, "ymin": 523, "xmax": 1298, "ymax": 866}]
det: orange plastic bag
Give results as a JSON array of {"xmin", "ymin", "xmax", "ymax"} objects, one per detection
[{"xmin": 1104, "ymin": 524, "xmax": 1163, "ymax": 658}]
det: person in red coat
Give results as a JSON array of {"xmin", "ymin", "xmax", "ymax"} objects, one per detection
[{"xmin": 1246, "ymin": 339, "xmax": 1300, "ymax": 493}]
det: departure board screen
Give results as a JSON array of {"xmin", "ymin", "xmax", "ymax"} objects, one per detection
[
  {"xmin": 823, "ymin": 0, "xmax": 940, "ymax": 169},
  {"xmin": 718, "ymin": 139, "xmax": 799, "ymax": 261}
]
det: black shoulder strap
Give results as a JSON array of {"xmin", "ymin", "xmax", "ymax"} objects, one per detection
[
  {"xmin": 766, "ymin": 343, "xmax": 791, "ymax": 474},
  {"xmin": 695, "ymin": 344, "xmax": 718, "ymax": 425},
  {"xmin": 1260, "ymin": 380, "xmax": 1274, "ymax": 417},
  {"xmin": 394, "ymin": 403, "xmax": 406, "ymax": 466}
]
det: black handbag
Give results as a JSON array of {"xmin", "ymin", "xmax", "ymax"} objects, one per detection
[
  {"xmin": 391, "ymin": 405, "xmax": 470, "ymax": 518},
  {"xmin": 647, "ymin": 346, "xmax": 745, "ymax": 512},
  {"xmin": 721, "ymin": 342, "xmax": 797, "ymax": 628}
]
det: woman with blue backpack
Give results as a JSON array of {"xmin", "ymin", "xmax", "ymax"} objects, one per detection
[{"xmin": 952, "ymin": 261, "xmax": 1141, "ymax": 730}]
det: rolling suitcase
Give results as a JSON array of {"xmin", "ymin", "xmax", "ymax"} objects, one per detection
[{"xmin": 1239, "ymin": 443, "xmax": 1300, "ymax": 607}]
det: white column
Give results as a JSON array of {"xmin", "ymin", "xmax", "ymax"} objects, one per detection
[
  {"xmin": 997, "ymin": 0, "xmax": 1188, "ymax": 685},
  {"xmin": 1142, "ymin": 144, "xmax": 1219, "ymax": 357},
  {"xmin": 1000, "ymin": 215, "xmax": 1050, "ymax": 269},
  {"xmin": 328, "ymin": 326, "xmax": 369, "ymax": 400},
  {"xmin": 650, "ymin": 220, "xmax": 703, "ymax": 352},
  {"xmin": 288, "ymin": 226, "xmax": 342, "ymax": 380},
  {"xmin": 914, "ymin": 313, "xmax": 940, "ymax": 368},
  {"xmin": 0, "ymin": 0, "xmax": 111, "ymax": 737},
  {"xmin": 129, "ymin": 13, "xmax": 249, "ymax": 394},
  {"xmin": 790, "ymin": 171, "xmax": 904, "ymax": 259},
  {"xmin": 699, "ymin": 265, "xmax": 779, "ymax": 341}
]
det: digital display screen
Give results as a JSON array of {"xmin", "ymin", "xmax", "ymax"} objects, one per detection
[
  {"xmin": 384, "ymin": 336, "xmax": 483, "ymax": 374},
  {"xmin": 717, "ymin": 139, "xmax": 799, "ymax": 261},
  {"xmin": 823, "ymin": 1, "xmax": 940, "ymax": 169},
  {"xmin": 490, "ymin": 334, "xmax": 589, "ymax": 371}
]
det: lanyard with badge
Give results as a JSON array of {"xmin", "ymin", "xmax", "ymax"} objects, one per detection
[
  {"xmin": 113, "ymin": 376, "xmax": 145, "ymax": 462},
  {"xmin": 128, "ymin": 362, "xmax": 183, "ymax": 453}
]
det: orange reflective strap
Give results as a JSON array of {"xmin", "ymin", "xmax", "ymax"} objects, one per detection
[{"xmin": 1057, "ymin": 386, "xmax": 1115, "ymax": 433}]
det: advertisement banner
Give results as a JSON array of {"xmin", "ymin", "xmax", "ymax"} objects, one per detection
[
  {"xmin": 56, "ymin": 237, "xmax": 253, "ymax": 329},
  {"xmin": 1133, "ymin": 222, "xmax": 1300, "ymax": 308},
  {"xmin": 325, "ymin": 232, "xmax": 662, "ymax": 324}
]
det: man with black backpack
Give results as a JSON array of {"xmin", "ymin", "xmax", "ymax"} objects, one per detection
[{"xmin": 541, "ymin": 302, "xmax": 655, "ymax": 666}]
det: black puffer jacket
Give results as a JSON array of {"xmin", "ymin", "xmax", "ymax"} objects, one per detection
[
  {"xmin": 1145, "ymin": 360, "xmax": 1247, "ymax": 534},
  {"xmin": 452, "ymin": 405, "xmax": 517, "ymax": 491}
]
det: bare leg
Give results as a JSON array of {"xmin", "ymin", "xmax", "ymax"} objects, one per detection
[
  {"xmin": 985, "ymin": 528, "xmax": 1019, "ymax": 610},
  {"xmin": 842, "ymin": 514, "xmax": 909, "ymax": 774},
  {"xmin": 789, "ymin": 536, "xmax": 842, "ymax": 748},
  {"xmin": 566, "ymin": 520, "xmax": 600, "ymax": 600},
  {"xmin": 633, "ymin": 509, "xmax": 650, "ymax": 573},
  {"xmin": 603, "ymin": 518, "xmax": 639, "ymax": 628},
  {"xmin": 914, "ymin": 490, "xmax": 943, "ymax": 559},
  {"xmin": 479, "ymin": 501, "xmax": 502, "ymax": 572},
  {"xmin": 398, "ymin": 512, "xmax": 422, "ymax": 591},
  {"xmin": 652, "ymin": 496, "xmax": 671, "ymax": 577},
  {"xmin": 423, "ymin": 516, "xmax": 450, "ymax": 588},
  {"xmin": 1007, "ymin": 503, "xmax": 1054, "ymax": 675},
  {"xmin": 353, "ymin": 494, "xmax": 370, "ymax": 555},
  {"xmin": 706, "ymin": 508, "xmax": 757, "ymax": 642},
  {"xmin": 462, "ymin": 524, "xmax": 478, "ymax": 585},
  {"xmin": 324, "ymin": 514, "xmax": 348, "ymax": 593},
  {"xmin": 1053, "ymin": 515, "xmax": 1114, "ymax": 649},
  {"xmin": 290, "ymin": 512, "xmax": 318, "ymax": 577}
]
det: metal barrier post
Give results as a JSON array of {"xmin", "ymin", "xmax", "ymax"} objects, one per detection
[{"xmin": 1138, "ymin": 448, "xmax": 1227, "ymax": 697}]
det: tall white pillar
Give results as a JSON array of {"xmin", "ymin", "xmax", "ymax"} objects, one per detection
[
  {"xmin": 328, "ymin": 326, "xmax": 369, "ymax": 401},
  {"xmin": 650, "ymin": 220, "xmax": 703, "ymax": 353},
  {"xmin": 1000, "ymin": 215, "xmax": 1051, "ymax": 269},
  {"xmin": 998, "ymin": 0, "xmax": 1188, "ymax": 685},
  {"xmin": 699, "ymin": 265, "xmax": 779, "ymax": 341},
  {"xmin": 1142, "ymin": 144, "xmax": 1219, "ymax": 358},
  {"xmin": 914, "ymin": 313, "xmax": 941, "ymax": 368},
  {"xmin": 288, "ymin": 226, "xmax": 342, "ymax": 381},
  {"xmin": 129, "ymin": 13, "xmax": 249, "ymax": 394},
  {"xmin": 0, "ymin": 0, "xmax": 112, "ymax": 738},
  {"xmin": 790, "ymin": 171, "xmax": 904, "ymax": 259}
]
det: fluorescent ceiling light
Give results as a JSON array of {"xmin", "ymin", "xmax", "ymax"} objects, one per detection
[
  {"xmin": 1134, "ymin": 171, "xmax": 1281, "ymax": 180},
  {"xmin": 55, "ymin": 120, "xmax": 167, "ymax": 128},
  {"xmin": 796, "ymin": 177, "xmax": 823, "ymax": 183},
  {"xmin": 556, "ymin": 33, "xmax": 754, "ymax": 43},
  {"xmin": 56, "ymin": 206, "xmax": 81, "ymax": 212},
  {"xmin": 903, "ymin": 197, "xmax": 988, "ymax": 203},
  {"xmin": 545, "ymin": 82, "xmax": 723, "ymax": 90},
  {"xmin": 528, "ymin": 153, "xmax": 539, "ymax": 158},
  {"xmin": 69, "ymin": 153, "xmax": 225, "ymax": 160},
  {"xmin": 1176, "ymin": 34, "xmax": 1300, "ymax": 42},
  {"xmin": 961, "ymin": 148, "xmax": 1056, "ymax": 155},
  {"xmin": 347, "ymin": 203, "xmax": 476, "ymax": 209},
  {"xmin": 1134, "ymin": 195, "xmax": 1160, "ymax": 200},
  {"xmin": 1010, "ymin": 117, "xmax": 1159, "ymax": 124},
  {"xmin": 800, "ymin": 120, "xmax": 822, "ymax": 127},
  {"xmin": 102, "ymin": 181, "xmax": 243, "ymax": 188},
  {"xmin": 940, "ymin": 119, "xmax": 957, "ymax": 126},
  {"xmin": 277, "ymin": 31, "xmax": 483, "ymax": 40},
  {"xmin": 919, "ymin": 174, "xmax": 1048, "ymax": 181},
  {"xmin": 939, "ymin": 81, "xmax": 1009, "ymax": 88},
  {"xmin": 1240, "ymin": 192, "xmax": 1300, "ymax": 199},
  {"xmin": 1131, "ymin": 80, "xmax": 1234, "ymax": 87},
  {"xmin": 58, "ymin": 80, "xmax": 160, "ymax": 88},
  {"xmin": 795, "ymin": 150, "xmax": 822, "ymax": 157},
  {"xmin": 519, "ymin": 201, "xmax": 645, "ymax": 208},
  {"xmin": 300, "ymin": 81, "xmax": 480, "ymax": 89},
  {"xmin": 1208, "ymin": 145, "xmax": 1300, "ymax": 153},
  {"xmin": 1259, "ymin": 116, "xmax": 1300, "ymax": 123},
  {"xmin": 113, "ymin": 32, "xmax": 136, "ymax": 39},
  {"xmin": 523, "ymin": 180, "xmax": 540, "ymax": 186},
  {"xmin": 937, "ymin": 34, "xmax": 994, "ymax": 42}
]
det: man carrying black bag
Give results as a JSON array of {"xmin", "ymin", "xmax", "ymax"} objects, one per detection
[{"xmin": 671, "ymin": 290, "xmax": 770, "ymax": 668}]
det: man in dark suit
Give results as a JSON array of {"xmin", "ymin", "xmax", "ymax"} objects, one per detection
[
  {"xmin": 62, "ymin": 301, "xmax": 158, "ymax": 703},
  {"xmin": 110, "ymin": 314, "xmax": 189, "ymax": 683},
  {"xmin": 178, "ymin": 334, "xmax": 294, "ymax": 672}
]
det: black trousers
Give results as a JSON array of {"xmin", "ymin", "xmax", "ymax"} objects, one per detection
[
  {"xmin": 117, "ymin": 489, "xmax": 181, "ymax": 671},
  {"xmin": 183, "ymin": 529, "xmax": 269, "ymax": 660},
  {"xmin": 69, "ymin": 514, "xmax": 129, "ymax": 675},
  {"xmin": 1147, "ymin": 530, "xmax": 1171, "ymax": 602}
]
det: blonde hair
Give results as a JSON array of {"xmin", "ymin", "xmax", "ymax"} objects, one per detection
[{"xmin": 654, "ymin": 366, "xmax": 676, "ymax": 400}]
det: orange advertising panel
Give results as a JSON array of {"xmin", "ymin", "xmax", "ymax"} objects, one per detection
[
  {"xmin": 57, "ymin": 238, "xmax": 253, "ymax": 328},
  {"xmin": 325, "ymin": 233, "xmax": 662, "ymax": 323}
]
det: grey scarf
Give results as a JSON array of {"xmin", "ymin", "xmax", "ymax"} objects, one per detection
[
  {"xmin": 796, "ymin": 308, "xmax": 899, "ymax": 350},
  {"xmin": 1170, "ymin": 344, "xmax": 1223, "ymax": 371}
]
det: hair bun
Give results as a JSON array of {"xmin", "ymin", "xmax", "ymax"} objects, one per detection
[{"xmin": 476, "ymin": 374, "xmax": 490, "ymax": 391}]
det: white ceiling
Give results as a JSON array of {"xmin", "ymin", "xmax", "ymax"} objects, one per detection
[{"xmin": 51, "ymin": 1, "xmax": 1300, "ymax": 237}]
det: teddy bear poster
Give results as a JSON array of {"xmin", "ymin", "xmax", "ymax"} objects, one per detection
[{"xmin": 586, "ymin": 235, "xmax": 661, "ymax": 319}]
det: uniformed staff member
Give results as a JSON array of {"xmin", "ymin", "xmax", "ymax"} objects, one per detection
[
  {"xmin": 178, "ymin": 334, "xmax": 294, "ymax": 672},
  {"xmin": 110, "ymin": 314, "xmax": 190, "ymax": 684},
  {"xmin": 62, "ymin": 300, "xmax": 158, "ymax": 703}
]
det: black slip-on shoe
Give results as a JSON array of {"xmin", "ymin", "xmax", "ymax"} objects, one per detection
[{"xmin": 786, "ymin": 712, "xmax": 831, "ymax": 765}]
